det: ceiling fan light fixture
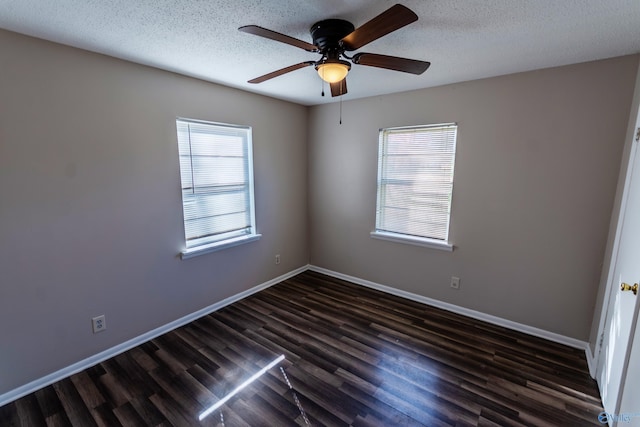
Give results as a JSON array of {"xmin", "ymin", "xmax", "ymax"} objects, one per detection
[
  {"xmin": 241, "ymin": 4, "xmax": 428, "ymax": 98},
  {"xmin": 316, "ymin": 60, "xmax": 350, "ymax": 83}
]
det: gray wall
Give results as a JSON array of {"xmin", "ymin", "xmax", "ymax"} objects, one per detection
[
  {"xmin": 308, "ymin": 55, "xmax": 639, "ymax": 341},
  {"xmin": 588, "ymin": 63, "xmax": 640, "ymax": 354},
  {"xmin": 0, "ymin": 30, "xmax": 309, "ymax": 395}
]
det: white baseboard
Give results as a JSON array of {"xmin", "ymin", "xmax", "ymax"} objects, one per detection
[
  {"xmin": 585, "ymin": 344, "xmax": 598, "ymax": 379},
  {"xmin": 0, "ymin": 265, "xmax": 309, "ymax": 408},
  {"xmin": 308, "ymin": 266, "xmax": 591, "ymax": 354}
]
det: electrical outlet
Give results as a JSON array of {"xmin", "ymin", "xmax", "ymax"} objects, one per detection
[
  {"xmin": 275, "ymin": 254, "xmax": 281, "ymax": 265},
  {"xmin": 450, "ymin": 276, "xmax": 461, "ymax": 290},
  {"xmin": 92, "ymin": 315, "xmax": 106, "ymax": 333}
]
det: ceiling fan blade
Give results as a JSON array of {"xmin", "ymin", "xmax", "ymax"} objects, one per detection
[
  {"xmin": 330, "ymin": 79, "xmax": 348, "ymax": 97},
  {"xmin": 352, "ymin": 53, "xmax": 430, "ymax": 74},
  {"xmin": 239, "ymin": 25, "xmax": 318, "ymax": 52},
  {"xmin": 248, "ymin": 61, "xmax": 316, "ymax": 84},
  {"xmin": 340, "ymin": 4, "xmax": 418, "ymax": 51}
]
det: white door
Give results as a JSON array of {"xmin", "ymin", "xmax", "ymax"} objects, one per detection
[
  {"xmin": 596, "ymin": 117, "xmax": 640, "ymax": 425},
  {"xmin": 618, "ymin": 320, "xmax": 640, "ymax": 426}
]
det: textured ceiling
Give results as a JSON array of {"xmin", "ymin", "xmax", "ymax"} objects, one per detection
[{"xmin": 1, "ymin": 0, "xmax": 639, "ymax": 106}]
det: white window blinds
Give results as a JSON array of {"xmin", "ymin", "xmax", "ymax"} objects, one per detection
[
  {"xmin": 375, "ymin": 123, "xmax": 457, "ymax": 242},
  {"xmin": 176, "ymin": 119, "xmax": 256, "ymax": 250}
]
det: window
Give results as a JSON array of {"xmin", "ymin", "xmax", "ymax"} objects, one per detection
[
  {"xmin": 176, "ymin": 118, "xmax": 259, "ymax": 259},
  {"xmin": 372, "ymin": 123, "xmax": 457, "ymax": 251}
]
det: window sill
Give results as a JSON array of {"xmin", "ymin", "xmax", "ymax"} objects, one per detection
[
  {"xmin": 370, "ymin": 231, "xmax": 454, "ymax": 252},
  {"xmin": 180, "ymin": 234, "xmax": 262, "ymax": 260}
]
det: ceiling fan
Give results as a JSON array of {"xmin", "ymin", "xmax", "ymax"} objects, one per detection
[{"xmin": 239, "ymin": 4, "xmax": 430, "ymax": 97}]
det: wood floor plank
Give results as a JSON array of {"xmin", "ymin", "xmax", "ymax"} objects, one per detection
[
  {"xmin": 148, "ymin": 391, "xmax": 194, "ymax": 427},
  {"xmin": 69, "ymin": 371, "xmax": 106, "ymax": 410},
  {"xmin": 96, "ymin": 371, "xmax": 132, "ymax": 408},
  {"xmin": 88, "ymin": 402, "xmax": 124, "ymax": 427},
  {"xmin": 46, "ymin": 412, "xmax": 74, "ymax": 427},
  {"xmin": 34, "ymin": 386, "xmax": 66, "ymax": 421},
  {"xmin": 14, "ymin": 394, "xmax": 47, "ymax": 427},
  {"xmin": 112, "ymin": 401, "xmax": 149, "ymax": 426},
  {"xmin": 128, "ymin": 397, "xmax": 167, "ymax": 427},
  {"xmin": 52, "ymin": 378, "xmax": 99, "ymax": 426},
  {"xmin": 336, "ymin": 373, "xmax": 431, "ymax": 426},
  {"xmin": 1, "ymin": 271, "xmax": 604, "ymax": 426}
]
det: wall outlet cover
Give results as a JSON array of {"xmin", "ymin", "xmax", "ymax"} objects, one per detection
[{"xmin": 92, "ymin": 315, "xmax": 106, "ymax": 333}]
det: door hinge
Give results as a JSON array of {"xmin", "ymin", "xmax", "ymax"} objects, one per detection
[
  {"xmin": 599, "ymin": 332, "xmax": 604, "ymax": 349},
  {"xmin": 636, "ymin": 127, "xmax": 640, "ymax": 142}
]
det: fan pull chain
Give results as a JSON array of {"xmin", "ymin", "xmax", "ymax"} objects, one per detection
[{"xmin": 339, "ymin": 95, "xmax": 343, "ymax": 125}]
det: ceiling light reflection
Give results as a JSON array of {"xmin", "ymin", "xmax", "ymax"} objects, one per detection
[{"xmin": 198, "ymin": 354, "xmax": 286, "ymax": 421}]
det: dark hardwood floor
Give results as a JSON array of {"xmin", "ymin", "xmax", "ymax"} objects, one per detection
[{"xmin": 0, "ymin": 270, "xmax": 604, "ymax": 426}]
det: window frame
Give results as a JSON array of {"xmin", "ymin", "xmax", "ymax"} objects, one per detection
[
  {"xmin": 176, "ymin": 117, "xmax": 260, "ymax": 259},
  {"xmin": 371, "ymin": 123, "xmax": 457, "ymax": 252}
]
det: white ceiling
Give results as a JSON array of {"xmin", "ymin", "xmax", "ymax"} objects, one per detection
[{"xmin": 1, "ymin": 0, "xmax": 639, "ymax": 106}]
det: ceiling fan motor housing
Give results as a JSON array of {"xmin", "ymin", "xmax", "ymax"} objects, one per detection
[{"xmin": 310, "ymin": 19, "xmax": 354, "ymax": 52}]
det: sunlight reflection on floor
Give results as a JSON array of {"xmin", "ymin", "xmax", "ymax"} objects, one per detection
[{"xmin": 198, "ymin": 354, "xmax": 311, "ymax": 426}]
